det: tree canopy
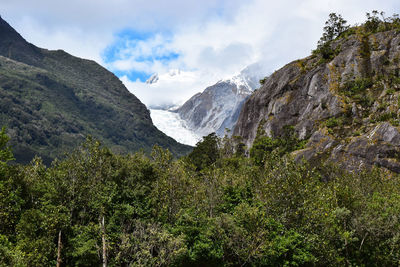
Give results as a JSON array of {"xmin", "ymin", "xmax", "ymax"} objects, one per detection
[{"xmin": 0, "ymin": 128, "xmax": 400, "ymax": 266}]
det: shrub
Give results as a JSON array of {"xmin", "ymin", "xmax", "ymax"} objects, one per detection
[{"xmin": 341, "ymin": 78, "xmax": 373, "ymax": 97}]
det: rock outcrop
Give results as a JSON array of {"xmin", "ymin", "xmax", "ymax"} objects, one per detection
[{"xmin": 234, "ymin": 28, "xmax": 400, "ymax": 172}]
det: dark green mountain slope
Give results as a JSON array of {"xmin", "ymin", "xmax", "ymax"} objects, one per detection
[{"xmin": 0, "ymin": 16, "xmax": 191, "ymax": 164}]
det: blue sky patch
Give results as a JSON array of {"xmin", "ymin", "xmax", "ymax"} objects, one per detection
[
  {"xmin": 102, "ymin": 28, "xmax": 180, "ymax": 82},
  {"xmin": 112, "ymin": 70, "xmax": 150, "ymax": 82}
]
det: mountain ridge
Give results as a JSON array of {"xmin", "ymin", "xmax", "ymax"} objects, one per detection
[{"xmin": 0, "ymin": 16, "xmax": 191, "ymax": 164}]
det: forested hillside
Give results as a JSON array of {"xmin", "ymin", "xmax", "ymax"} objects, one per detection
[{"xmin": 0, "ymin": 16, "xmax": 191, "ymax": 164}]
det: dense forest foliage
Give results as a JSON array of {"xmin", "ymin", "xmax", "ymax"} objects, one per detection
[{"xmin": 1, "ymin": 126, "xmax": 400, "ymax": 266}]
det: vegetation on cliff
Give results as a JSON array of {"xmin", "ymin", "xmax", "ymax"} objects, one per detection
[{"xmin": 235, "ymin": 11, "xmax": 400, "ymax": 172}]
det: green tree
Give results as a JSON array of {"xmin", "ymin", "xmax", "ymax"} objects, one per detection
[
  {"xmin": 187, "ymin": 133, "xmax": 219, "ymax": 171},
  {"xmin": 318, "ymin": 13, "xmax": 349, "ymax": 46},
  {"xmin": 0, "ymin": 127, "xmax": 20, "ymax": 236},
  {"xmin": 315, "ymin": 13, "xmax": 349, "ymax": 60},
  {"xmin": 250, "ymin": 125, "xmax": 306, "ymax": 166},
  {"xmin": 0, "ymin": 127, "xmax": 14, "ymax": 169},
  {"xmin": 364, "ymin": 10, "xmax": 383, "ymax": 33},
  {"xmin": 0, "ymin": 127, "xmax": 23, "ymax": 266}
]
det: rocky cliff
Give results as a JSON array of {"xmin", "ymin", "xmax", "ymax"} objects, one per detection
[
  {"xmin": 234, "ymin": 26, "xmax": 400, "ymax": 172},
  {"xmin": 0, "ymin": 16, "xmax": 191, "ymax": 164}
]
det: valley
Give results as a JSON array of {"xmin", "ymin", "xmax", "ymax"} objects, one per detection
[{"xmin": 1, "ymin": 7, "xmax": 400, "ymax": 267}]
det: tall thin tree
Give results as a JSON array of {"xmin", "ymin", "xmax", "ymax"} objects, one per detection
[{"xmin": 56, "ymin": 230, "xmax": 62, "ymax": 267}]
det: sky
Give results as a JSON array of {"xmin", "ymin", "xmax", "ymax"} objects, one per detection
[{"xmin": 1, "ymin": 0, "xmax": 400, "ymax": 107}]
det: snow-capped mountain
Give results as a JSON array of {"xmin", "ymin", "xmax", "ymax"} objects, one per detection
[
  {"xmin": 144, "ymin": 63, "xmax": 268, "ymax": 142},
  {"xmin": 174, "ymin": 64, "xmax": 265, "ymax": 137},
  {"xmin": 146, "ymin": 73, "xmax": 159, "ymax": 84},
  {"xmin": 145, "ymin": 69, "xmax": 195, "ymax": 85},
  {"xmin": 237, "ymin": 62, "xmax": 269, "ymax": 90}
]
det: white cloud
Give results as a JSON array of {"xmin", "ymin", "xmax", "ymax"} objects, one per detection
[
  {"xmin": 14, "ymin": 16, "xmax": 113, "ymax": 63},
  {"xmin": 1, "ymin": 0, "xmax": 400, "ymax": 107},
  {"xmin": 120, "ymin": 70, "xmax": 220, "ymax": 107}
]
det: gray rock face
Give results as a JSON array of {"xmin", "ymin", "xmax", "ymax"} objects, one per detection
[{"xmin": 234, "ymin": 29, "xmax": 400, "ymax": 172}]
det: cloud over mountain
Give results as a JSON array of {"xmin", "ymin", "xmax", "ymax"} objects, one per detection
[{"xmin": 1, "ymin": 0, "xmax": 399, "ymax": 106}]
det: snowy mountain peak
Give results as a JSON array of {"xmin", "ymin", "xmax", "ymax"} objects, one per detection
[
  {"xmin": 168, "ymin": 69, "xmax": 181, "ymax": 76},
  {"xmin": 174, "ymin": 62, "xmax": 269, "ymax": 137},
  {"xmin": 146, "ymin": 69, "xmax": 197, "ymax": 85},
  {"xmin": 219, "ymin": 63, "xmax": 266, "ymax": 93},
  {"xmin": 146, "ymin": 73, "xmax": 159, "ymax": 84},
  {"xmin": 220, "ymin": 75, "xmax": 254, "ymax": 94},
  {"xmin": 145, "ymin": 62, "xmax": 269, "ymax": 142}
]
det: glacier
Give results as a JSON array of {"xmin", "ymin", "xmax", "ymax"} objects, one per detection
[{"xmin": 150, "ymin": 109, "xmax": 201, "ymax": 146}]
